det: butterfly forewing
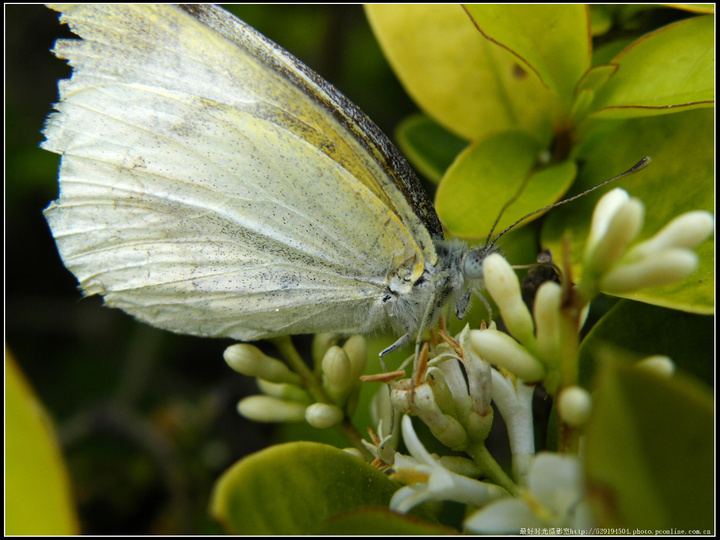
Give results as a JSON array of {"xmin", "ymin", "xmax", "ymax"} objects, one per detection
[{"xmin": 43, "ymin": 4, "xmax": 440, "ymax": 340}]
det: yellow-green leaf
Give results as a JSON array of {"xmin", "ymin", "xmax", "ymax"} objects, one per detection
[
  {"xmin": 319, "ymin": 508, "xmax": 457, "ymax": 535},
  {"xmin": 365, "ymin": 4, "xmax": 555, "ymax": 142},
  {"xmin": 435, "ymin": 130, "xmax": 576, "ymax": 239},
  {"xmin": 396, "ymin": 114, "xmax": 468, "ymax": 184},
  {"xmin": 590, "ymin": 15, "xmax": 714, "ymax": 119},
  {"xmin": 464, "ymin": 4, "xmax": 591, "ymax": 106},
  {"xmin": 585, "ymin": 359, "xmax": 713, "ymax": 530},
  {"xmin": 578, "ymin": 300, "xmax": 714, "ymax": 388},
  {"xmin": 5, "ymin": 351, "xmax": 79, "ymax": 535},
  {"xmin": 210, "ymin": 441, "xmax": 436, "ymax": 534}
]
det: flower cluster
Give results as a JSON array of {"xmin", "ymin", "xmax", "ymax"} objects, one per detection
[
  {"xmin": 389, "ymin": 327, "xmax": 494, "ymax": 452},
  {"xmin": 377, "ymin": 188, "xmax": 711, "ymax": 529},
  {"xmin": 225, "ymin": 335, "xmax": 366, "ymax": 429},
  {"xmin": 220, "ymin": 188, "xmax": 711, "ymax": 532},
  {"xmin": 580, "ymin": 189, "xmax": 713, "ymax": 299}
]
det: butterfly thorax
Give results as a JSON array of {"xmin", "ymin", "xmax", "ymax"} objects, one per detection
[{"xmin": 384, "ymin": 238, "xmax": 494, "ymax": 340}]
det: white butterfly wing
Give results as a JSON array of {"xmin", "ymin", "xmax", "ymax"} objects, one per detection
[{"xmin": 43, "ymin": 4, "xmax": 441, "ymax": 340}]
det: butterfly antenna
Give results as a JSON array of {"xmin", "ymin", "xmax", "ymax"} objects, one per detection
[
  {"xmin": 482, "ymin": 165, "xmax": 536, "ymax": 250},
  {"xmin": 486, "ymin": 156, "xmax": 651, "ymax": 252}
]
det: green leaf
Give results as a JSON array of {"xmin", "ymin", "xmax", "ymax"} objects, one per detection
[
  {"xmin": 5, "ymin": 352, "xmax": 79, "ymax": 535},
  {"xmin": 542, "ymin": 108, "xmax": 713, "ymax": 313},
  {"xmin": 365, "ymin": 4, "xmax": 555, "ymax": 142},
  {"xmin": 590, "ymin": 15, "xmax": 714, "ymax": 119},
  {"xmin": 210, "ymin": 441, "xmax": 435, "ymax": 534},
  {"xmin": 318, "ymin": 507, "xmax": 457, "ymax": 535},
  {"xmin": 396, "ymin": 114, "xmax": 468, "ymax": 184},
  {"xmin": 578, "ymin": 300, "xmax": 714, "ymax": 388},
  {"xmin": 584, "ymin": 359, "xmax": 713, "ymax": 530},
  {"xmin": 435, "ymin": 130, "xmax": 576, "ymax": 238},
  {"xmin": 464, "ymin": 4, "xmax": 590, "ymax": 106}
]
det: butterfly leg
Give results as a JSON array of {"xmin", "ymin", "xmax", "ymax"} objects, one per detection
[{"xmin": 380, "ymin": 332, "xmax": 412, "ymax": 358}]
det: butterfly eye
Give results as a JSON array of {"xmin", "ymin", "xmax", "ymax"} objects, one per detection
[{"xmin": 463, "ymin": 249, "xmax": 488, "ymax": 280}]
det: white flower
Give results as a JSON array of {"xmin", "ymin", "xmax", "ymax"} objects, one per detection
[
  {"xmin": 305, "ymin": 402, "xmax": 343, "ymax": 428},
  {"xmin": 583, "ymin": 189, "xmax": 644, "ymax": 278},
  {"xmin": 580, "ymin": 190, "xmax": 713, "ymax": 296},
  {"xmin": 469, "ymin": 329, "xmax": 545, "ymax": 382},
  {"xmin": 483, "ymin": 253, "xmax": 536, "ymax": 348},
  {"xmin": 557, "ymin": 386, "xmax": 593, "ymax": 427},
  {"xmin": 236, "ymin": 395, "xmax": 307, "ymax": 423},
  {"xmin": 390, "ymin": 416, "xmax": 507, "ymax": 514},
  {"xmin": 224, "ymin": 344, "xmax": 302, "ymax": 385},
  {"xmin": 490, "ymin": 369, "xmax": 536, "ymax": 484},
  {"xmin": 464, "ymin": 452, "xmax": 592, "ymax": 533}
]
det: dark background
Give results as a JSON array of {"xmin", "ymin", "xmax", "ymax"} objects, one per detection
[{"xmin": 5, "ymin": 5, "xmax": 418, "ymax": 534}]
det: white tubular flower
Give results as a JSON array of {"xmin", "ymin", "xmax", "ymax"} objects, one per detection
[
  {"xmin": 224, "ymin": 344, "xmax": 302, "ymax": 385},
  {"xmin": 411, "ymin": 383, "xmax": 469, "ymax": 451},
  {"xmin": 585, "ymin": 188, "xmax": 631, "ymax": 248},
  {"xmin": 255, "ymin": 379, "xmax": 311, "ymax": 403},
  {"xmin": 584, "ymin": 189, "xmax": 644, "ymax": 277},
  {"xmin": 237, "ymin": 395, "xmax": 307, "ymax": 423},
  {"xmin": 629, "ymin": 210, "xmax": 714, "ymax": 257},
  {"xmin": 426, "ymin": 367, "xmax": 461, "ymax": 419},
  {"xmin": 490, "ymin": 369, "xmax": 536, "ymax": 484},
  {"xmin": 435, "ymin": 355, "xmax": 470, "ymax": 404},
  {"xmin": 600, "ymin": 248, "xmax": 698, "ymax": 293},
  {"xmin": 390, "ymin": 416, "xmax": 508, "ymax": 514},
  {"xmin": 362, "ymin": 420, "xmax": 396, "ymax": 465},
  {"xmin": 581, "ymin": 193, "xmax": 713, "ymax": 296},
  {"xmin": 365, "ymin": 389, "xmax": 400, "ymax": 465},
  {"xmin": 465, "ymin": 452, "xmax": 592, "ymax": 533},
  {"xmin": 533, "ymin": 281, "xmax": 563, "ymax": 365},
  {"xmin": 483, "ymin": 253, "xmax": 536, "ymax": 348},
  {"xmin": 305, "ymin": 403, "xmax": 344, "ymax": 429},
  {"xmin": 469, "ymin": 329, "xmax": 545, "ymax": 383},
  {"xmin": 557, "ymin": 386, "xmax": 593, "ymax": 428}
]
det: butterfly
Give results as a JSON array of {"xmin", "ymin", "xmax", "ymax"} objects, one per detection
[{"xmin": 43, "ymin": 4, "xmax": 499, "ymax": 358}]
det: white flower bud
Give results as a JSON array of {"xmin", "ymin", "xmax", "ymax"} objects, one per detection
[
  {"xmin": 305, "ymin": 403, "xmax": 344, "ymax": 428},
  {"xmin": 457, "ymin": 331, "xmax": 492, "ymax": 418},
  {"xmin": 636, "ymin": 355, "xmax": 675, "ymax": 377},
  {"xmin": 534, "ymin": 281, "xmax": 562, "ymax": 363},
  {"xmin": 426, "ymin": 367, "xmax": 460, "ymax": 418},
  {"xmin": 557, "ymin": 386, "xmax": 592, "ymax": 427},
  {"xmin": 586, "ymin": 188, "xmax": 630, "ymax": 252},
  {"xmin": 256, "ymin": 379, "xmax": 311, "ymax": 403},
  {"xmin": 322, "ymin": 345, "xmax": 353, "ymax": 404},
  {"xmin": 601, "ymin": 248, "xmax": 698, "ymax": 293},
  {"xmin": 483, "ymin": 253, "xmax": 535, "ymax": 346},
  {"xmin": 390, "ymin": 379, "xmax": 414, "ymax": 413},
  {"xmin": 469, "ymin": 329, "xmax": 545, "ymax": 382},
  {"xmin": 312, "ymin": 333, "xmax": 340, "ymax": 365},
  {"xmin": 585, "ymin": 195, "xmax": 644, "ymax": 277},
  {"xmin": 412, "ymin": 384, "xmax": 469, "ymax": 450},
  {"xmin": 224, "ymin": 344, "xmax": 302, "ymax": 385},
  {"xmin": 237, "ymin": 395, "xmax": 307, "ymax": 423},
  {"xmin": 630, "ymin": 211, "xmax": 714, "ymax": 258},
  {"xmin": 343, "ymin": 335, "xmax": 367, "ymax": 380}
]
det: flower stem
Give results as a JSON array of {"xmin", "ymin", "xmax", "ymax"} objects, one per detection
[
  {"xmin": 271, "ymin": 337, "xmax": 373, "ymax": 459},
  {"xmin": 271, "ymin": 336, "xmax": 329, "ymax": 403},
  {"xmin": 466, "ymin": 442, "xmax": 518, "ymax": 495}
]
